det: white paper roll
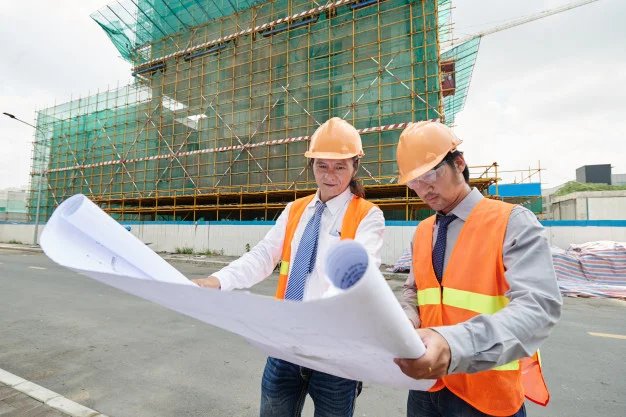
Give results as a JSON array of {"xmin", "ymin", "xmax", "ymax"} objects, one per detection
[
  {"xmin": 41, "ymin": 194, "xmax": 434, "ymax": 390},
  {"xmin": 41, "ymin": 194, "xmax": 192, "ymax": 285}
]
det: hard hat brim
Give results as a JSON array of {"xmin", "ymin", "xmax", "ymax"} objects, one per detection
[
  {"xmin": 397, "ymin": 153, "xmax": 447, "ymax": 185},
  {"xmin": 305, "ymin": 150, "xmax": 364, "ymax": 159}
]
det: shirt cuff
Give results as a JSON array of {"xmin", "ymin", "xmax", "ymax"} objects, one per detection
[
  {"xmin": 431, "ymin": 324, "xmax": 473, "ymax": 375},
  {"xmin": 211, "ymin": 270, "xmax": 234, "ymax": 291},
  {"xmin": 403, "ymin": 308, "xmax": 420, "ymax": 328}
]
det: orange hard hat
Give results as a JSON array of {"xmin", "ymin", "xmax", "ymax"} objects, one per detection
[
  {"xmin": 396, "ymin": 121, "xmax": 462, "ymax": 185},
  {"xmin": 304, "ymin": 117, "xmax": 364, "ymax": 159}
]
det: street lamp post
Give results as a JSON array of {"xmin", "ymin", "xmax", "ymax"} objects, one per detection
[{"xmin": 3, "ymin": 112, "xmax": 45, "ymax": 247}]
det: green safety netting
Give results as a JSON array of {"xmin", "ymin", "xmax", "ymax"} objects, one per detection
[
  {"xmin": 441, "ymin": 36, "xmax": 481, "ymax": 125},
  {"xmin": 437, "ymin": 0, "xmax": 452, "ymax": 44},
  {"xmin": 33, "ymin": 0, "xmax": 444, "ymax": 221},
  {"xmin": 93, "ymin": 0, "xmax": 452, "ymax": 66},
  {"xmin": 91, "ymin": 0, "xmax": 265, "ymax": 63}
]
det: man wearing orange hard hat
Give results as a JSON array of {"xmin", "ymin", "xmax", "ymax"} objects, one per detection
[
  {"xmin": 194, "ymin": 117, "xmax": 385, "ymax": 416},
  {"xmin": 392, "ymin": 121, "xmax": 562, "ymax": 417}
]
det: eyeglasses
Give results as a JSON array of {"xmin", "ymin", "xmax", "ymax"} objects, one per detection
[{"xmin": 407, "ymin": 160, "xmax": 448, "ymax": 188}]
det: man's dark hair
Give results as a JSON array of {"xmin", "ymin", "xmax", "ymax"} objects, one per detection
[{"xmin": 444, "ymin": 150, "xmax": 469, "ymax": 185}]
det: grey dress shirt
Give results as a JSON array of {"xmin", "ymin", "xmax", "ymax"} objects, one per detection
[{"xmin": 401, "ymin": 188, "xmax": 563, "ymax": 375}]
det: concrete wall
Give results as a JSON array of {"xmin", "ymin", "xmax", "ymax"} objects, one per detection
[
  {"xmin": 381, "ymin": 224, "xmax": 417, "ymax": 264},
  {"xmin": 131, "ymin": 222, "xmax": 274, "ymax": 255},
  {"xmin": 612, "ymin": 173, "xmax": 626, "ymax": 186},
  {"xmin": 3, "ymin": 221, "xmax": 626, "ymax": 265},
  {"xmin": 0, "ymin": 213, "xmax": 28, "ymax": 222},
  {"xmin": 587, "ymin": 197, "xmax": 626, "ymax": 220},
  {"xmin": 543, "ymin": 222, "xmax": 626, "ymax": 249},
  {"xmin": 550, "ymin": 191, "xmax": 626, "ymax": 221},
  {"xmin": 0, "ymin": 223, "xmax": 39, "ymax": 245},
  {"xmin": 0, "ymin": 189, "xmax": 28, "ymax": 222},
  {"xmin": 552, "ymin": 199, "xmax": 577, "ymax": 220}
]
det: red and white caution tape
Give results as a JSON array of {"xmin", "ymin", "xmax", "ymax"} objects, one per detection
[{"xmin": 38, "ymin": 122, "xmax": 411, "ymax": 175}]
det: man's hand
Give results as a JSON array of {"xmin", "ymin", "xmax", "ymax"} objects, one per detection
[
  {"xmin": 192, "ymin": 276, "xmax": 221, "ymax": 289},
  {"xmin": 394, "ymin": 328, "xmax": 451, "ymax": 380}
]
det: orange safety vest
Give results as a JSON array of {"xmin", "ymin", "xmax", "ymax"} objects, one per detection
[
  {"xmin": 413, "ymin": 198, "xmax": 550, "ymax": 416},
  {"xmin": 275, "ymin": 194, "xmax": 375, "ymax": 299}
]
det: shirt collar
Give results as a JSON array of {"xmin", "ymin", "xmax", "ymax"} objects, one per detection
[
  {"xmin": 438, "ymin": 187, "xmax": 483, "ymax": 222},
  {"xmin": 312, "ymin": 186, "xmax": 353, "ymax": 215}
]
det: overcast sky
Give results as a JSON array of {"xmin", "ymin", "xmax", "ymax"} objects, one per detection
[{"xmin": 0, "ymin": 0, "xmax": 622, "ymax": 191}]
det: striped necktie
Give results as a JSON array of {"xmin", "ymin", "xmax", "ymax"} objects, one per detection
[{"xmin": 285, "ymin": 201, "xmax": 326, "ymax": 300}]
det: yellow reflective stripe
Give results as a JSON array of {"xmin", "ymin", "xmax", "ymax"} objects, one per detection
[
  {"xmin": 492, "ymin": 360, "xmax": 520, "ymax": 371},
  {"xmin": 417, "ymin": 288, "xmax": 441, "ymax": 306},
  {"xmin": 279, "ymin": 261, "xmax": 289, "ymax": 275},
  {"xmin": 536, "ymin": 349, "xmax": 543, "ymax": 367},
  {"xmin": 443, "ymin": 288, "xmax": 509, "ymax": 315}
]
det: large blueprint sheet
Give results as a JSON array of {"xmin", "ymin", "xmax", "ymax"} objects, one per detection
[{"xmin": 41, "ymin": 194, "xmax": 434, "ymax": 390}]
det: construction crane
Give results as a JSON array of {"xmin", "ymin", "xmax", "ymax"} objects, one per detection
[
  {"xmin": 447, "ymin": 0, "xmax": 601, "ymax": 48},
  {"xmin": 437, "ymin": 0, "xmax": 602, "ymax": 124}
]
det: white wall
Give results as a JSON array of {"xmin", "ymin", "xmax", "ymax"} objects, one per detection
[
  {"xmin": 120, "ymin": 223, "xmax": 275, "ymax": 256},
  {"xmin": 210, "ymin": 224, "xmax": 273, "ymax": 255},
  {"xmin": 588, "ymin": 197, "xmax": 626, "ymax": 220},
  {"xmin": 544, "ymin": 226, "xmax": 626, "ymax": 249},
  {"xmin": 381, "ymin": 226, "xmax": 416, "ymax": 263},
  {"xmin": 550, "ymin": 191, "xmax": 626, "ymax": 221},
  {"xmin": 0, "ymin": 223, "xmax": 40, "ymax": 245},
  {"xmin": 612, "ymin": 173, "xmax": 626, "ymax": 186},
  {"xmin": 2, "ymin": 222, "xmax": 625, "ymax": 265},
  {"xmin": 552, "ymin": 200, "xmax": 577, "ymax": 220},
  {"xmin": 0, "ymin": 213, "xmax": 28, "ymax": 222}
]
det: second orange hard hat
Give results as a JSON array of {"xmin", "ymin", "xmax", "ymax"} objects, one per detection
[{"xmin": 396, "ymin": 121, "xmax": 462, "ymax": 185}]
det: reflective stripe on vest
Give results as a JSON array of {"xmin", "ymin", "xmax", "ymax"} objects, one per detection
[
  {"xmin": 445, "ymin": 288, "xmax": 509, "ymax": 315},
  {"xmin": 417, "ymin": 288, "xmax": 440, "ymax": 307},
  {"xmin": 418, "ymin": 286, "xmax": 517, "ymax": 372},
  {"xmin": 418, "ymin": 287, "xmax": 510, "ymax": 316},
  {"xmin": 275, "ymin": 195, "xmax": 375, "ymax": 299},
  {"xmin": 493, "ymin": 360, "xmax": 520, "ymax": 371}
]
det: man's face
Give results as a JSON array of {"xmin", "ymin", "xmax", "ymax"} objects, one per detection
[
  {"xmin": 407, "ymin": 155, "xmax": 467, "ymax": 213},
  {"xmin": 313, "ymin": 158, "xmax": 355, "ymax": 202}
]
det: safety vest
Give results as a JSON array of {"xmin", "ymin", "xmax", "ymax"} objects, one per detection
[
  {"xmin": 413, "ymin": 198, "xmax": 550, "ymax": 416},
  {"xmin": 275, "ymin": 194, "xmax": 375, "ymax": 299}
]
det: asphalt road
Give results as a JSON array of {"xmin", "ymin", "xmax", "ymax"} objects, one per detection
[{"xmin": 0, "ymin": 249, "xmax": 624, "ymax": 417}]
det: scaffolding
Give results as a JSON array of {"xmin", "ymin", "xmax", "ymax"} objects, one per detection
[
  {"xmin": 29, "ymin": 0, "xmax": 494, "ymax": 222},
  {"xmin": 493, "ymin": 162, "xmax": 545, "ymax": 217},
  {"xmin": 440, "ymin": 36, "xmax": 481, "ymax": 125}
]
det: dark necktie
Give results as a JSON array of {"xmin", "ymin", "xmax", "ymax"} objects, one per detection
[{"xmin": 433, "ymin": 214, "xmax": 457, "ymax": 283}]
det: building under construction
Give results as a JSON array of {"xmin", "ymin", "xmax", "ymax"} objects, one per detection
[{"xmin": 29, "ymin": 0, "xmax": 490, "ymax": 222}]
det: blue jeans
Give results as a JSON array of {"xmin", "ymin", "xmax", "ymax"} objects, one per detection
[
  {"xmin": 260, "ymin": 357, "xmax": 362, "ymax": 417},
  {"xmin": 407, "ymin": 387, "xmax": 526, "ymax": 417}
]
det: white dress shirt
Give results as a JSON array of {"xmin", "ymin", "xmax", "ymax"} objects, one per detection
[{"xmin": 212, "ymin": 187, "xmax": 385, "ymax": 300}]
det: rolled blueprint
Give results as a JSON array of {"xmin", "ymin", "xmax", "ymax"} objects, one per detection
[
  {"xmin": 41, "ymin": 194, "xmax": 434, "ymax": 390},
  {"xmin": 41, "ymin": 194, "xmax": 192, "ymax": 285},
  {"xmin": 325, "ymin": 240, "xmax": 426, "ymax": 359}
]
